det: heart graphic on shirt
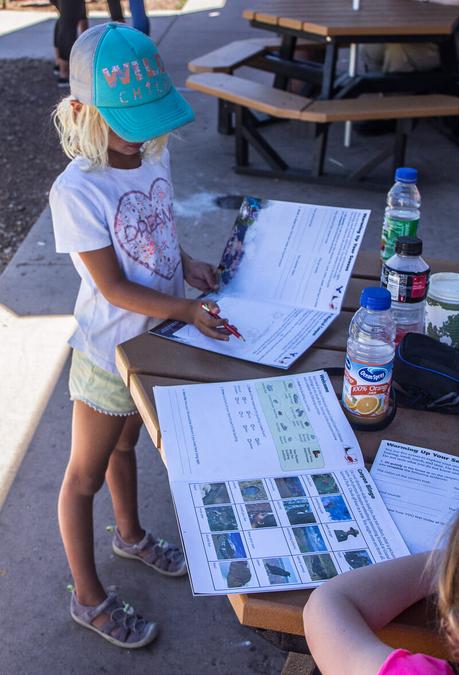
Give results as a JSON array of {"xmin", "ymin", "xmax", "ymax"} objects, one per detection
[{"xmin": 114, "ymin": 177, "xmax": 180, "ymax": 279}]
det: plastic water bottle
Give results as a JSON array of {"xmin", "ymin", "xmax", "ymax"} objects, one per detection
[
  {"xmin": 380, "ymin": 167, "xmax": 421, "ymax": 262},
  {"xmin": 342, "ymin": 288, "xmax": 395, "ymax": 425},
  {"xmin": 381, "ymin": 236, "xmax": 430, "ymax": 344}
]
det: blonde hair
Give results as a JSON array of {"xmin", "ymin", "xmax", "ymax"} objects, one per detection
[
  {"xmin": 437, "ymin": 514, "xmax": 459, "ymax": 661},
  {"xmin": 53, "ymin": 96, "xmax": 168, "ymax": 169}
]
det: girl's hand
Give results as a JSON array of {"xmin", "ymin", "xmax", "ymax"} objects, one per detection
[
  {"xmin": 182, "ymin": 256, "xmax": 219, "ymax": 292},
  {"xmin": 188, "ymin": 299, "xmax": 230, "ymax": 341}
]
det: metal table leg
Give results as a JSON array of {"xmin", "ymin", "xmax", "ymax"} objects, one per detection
[
  {"xmin": 273, "ymin": 34, "xmax": 297, "ymax": 90},
  {"xmin": 312, "ymin": 40, "xmax": 339, "ymax": 176}
]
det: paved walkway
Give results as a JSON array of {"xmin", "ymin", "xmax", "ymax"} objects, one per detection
[
  {"xmin": 0, "ymin": 3, "xmax": 458, "ymax": 673},
  {"xmin": 0, "ymin": 10, "xmax": 51, "ymax": 37},
  {"xmin": 0, "ymin": 5, "xmax": 285, "ymax": 675}
]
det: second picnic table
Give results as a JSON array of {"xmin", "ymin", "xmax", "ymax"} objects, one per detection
[
  {"xmin": 116, "ymin": 250, "xmax": 458, "ymax": 659},
  {"xmin": 242, "ymin": 0, "xmax": 459, "ymax": 98},
  {"xmin": 186, "ymin": 0, "xmax": 459, "ymax": 184}
]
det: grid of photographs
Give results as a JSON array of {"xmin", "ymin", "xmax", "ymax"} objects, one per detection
[{"xmin": 189, "ymin": 473, "xmax": 374, "ymax": 592}]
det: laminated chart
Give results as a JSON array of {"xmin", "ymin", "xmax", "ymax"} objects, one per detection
[
  {"xmin": 256, "ymin": 379, "xmax": 322, "ymax": 470},
  {"xmin": 191, "ymin": 472, "xmax": 380, "ymax": 592},
  {"xmin": 155, "ymin": 371, "xmax": 409, "ymax": 595}
]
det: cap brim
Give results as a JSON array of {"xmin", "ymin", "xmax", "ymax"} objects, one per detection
[{"xmin": 98, "ymin": 85, "xmax": 195, "ymax": 142}]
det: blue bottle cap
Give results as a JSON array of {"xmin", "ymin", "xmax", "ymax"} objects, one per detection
[
  {"xmin": 360, "ymin": 287, "xmax": 391, "ymax": 311},
  {"xmin": 395, "ymin": 167, "xmax": 418, "ymax": 183}
]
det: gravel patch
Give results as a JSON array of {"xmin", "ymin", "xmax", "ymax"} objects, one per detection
[{"xmin": 0, "ymin": 58, "xmax": 67, "ymax": 273}]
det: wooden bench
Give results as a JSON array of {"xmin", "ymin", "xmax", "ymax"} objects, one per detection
[
  {"xmin": 188, "ymin": 37, "xmax": 321, "ymax": 74},
  {"xmin": 188, "ymin": 38, "xmax": 323, "ymax": 134},
  {"xmin": 186, "ymin": 72, "xmax": 459, "ymax": 186},
  {"xmin": 188, "ymin": 37, "xmax": 283, "ymax": 74}
]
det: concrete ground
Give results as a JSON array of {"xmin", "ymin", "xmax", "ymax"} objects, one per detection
[{"xmin": 1, "ymin": 3, "xmax": 458, "ymax": 674}]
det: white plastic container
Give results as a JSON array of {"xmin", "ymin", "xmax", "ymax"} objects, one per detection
[
  {"xmin": 342, "ymin": 287, "xmax": 396, "ymax": 425},
  {"xmin": 425, "ymin": 273, "xmax": 459, "ymax": 348}
]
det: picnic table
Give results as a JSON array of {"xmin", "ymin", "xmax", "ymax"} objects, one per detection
[
  {"xmin": 116, "ymin": 250, "xmax": 458, "ymax": 666},
  {"xmin": 242, "ymin": 0, "xmax": 459, "ymax": 98},
  {"xmin": 186, "ymin": 0, "xmax": 459, "ymax": 184}
]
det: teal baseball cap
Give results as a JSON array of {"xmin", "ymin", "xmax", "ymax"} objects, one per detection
[{"xmin": 69, "ymin": 23, "xmax": 195, "ymax": 142}]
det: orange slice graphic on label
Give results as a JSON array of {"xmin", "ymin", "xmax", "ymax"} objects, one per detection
[
  {"xmin": 375, "ymin": 398, "xmax": 385, "ymax": 413},
  {"xmin": 356, "ymin": 397, "xmax": 379, "ymax": 415},
  {"xmin": 345, "ymin": 395, "xmax": 358, "ymax": 410}
]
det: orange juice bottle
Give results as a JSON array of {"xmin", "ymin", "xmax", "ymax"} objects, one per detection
[{"xmin": 342, "ymin": 288, "xmax": 396, "ymax": 426}]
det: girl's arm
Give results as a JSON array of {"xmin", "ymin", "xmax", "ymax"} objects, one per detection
[
  {"xmin": 78, "ymin": 246, "xmax": 228, "ymax": 340},
  {"xmin": 303, "ymin": 552, "xmax": 433, "ymax": 675}
]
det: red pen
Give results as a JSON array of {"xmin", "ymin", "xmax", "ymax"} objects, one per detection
[{"xmin": 200, "ymin": 302, "xmax": 245, "ymax": 341}]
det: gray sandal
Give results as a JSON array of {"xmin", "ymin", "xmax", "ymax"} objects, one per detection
[
  {"xmin": 112, "ymin": 528, "xmax": 187, "ymax": 577},
  {"xmin": 70, "ymin": 591, "xmax": 158, "ymax": 649}
]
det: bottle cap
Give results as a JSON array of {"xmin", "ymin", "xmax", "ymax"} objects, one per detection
[
  {"xmin": 394, "ymin": 167, "xmax": 418, "ymax": 184},
  {"xmin": 395, "ymin": 236, "xmax": 423, "ymax": 256},
  {"xmin": 360, "ymin": 287, "xmax": 391, "ymax": 311}
]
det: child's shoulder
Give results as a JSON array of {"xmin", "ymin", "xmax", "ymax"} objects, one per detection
[
  {"xmin": 51, "ymin": 157, "xmax": 98, "ymax": 196},
  {"xmin": 49, "ymin": 159, "xmax": 109, "ymax": 223}
]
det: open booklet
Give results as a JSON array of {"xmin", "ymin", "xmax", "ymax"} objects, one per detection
[
  {"xmin": 154, "ymin": 371, "xmax": 409, "ymax": 596},
  {"xmin": 371, "ymin": 440, "xmax": 459, "ymax": 554},
  {"xmin": 151, "ymin": 198, "xmax": 370, "ymax": 369}
]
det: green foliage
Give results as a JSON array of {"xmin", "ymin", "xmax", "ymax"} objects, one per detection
[{"xmin": 426, "ymin": 313, "xmax": 459, "ymax": 344}]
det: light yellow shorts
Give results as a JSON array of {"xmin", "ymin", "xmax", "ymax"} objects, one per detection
[{"xmin": 69, "ymin": 349, "xmax": 137, "ymax": 416}]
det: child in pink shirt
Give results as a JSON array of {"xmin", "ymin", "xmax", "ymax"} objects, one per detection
[
  {"xmin": 379, "ymin": 650, "xmax": 455, "ymax": 674},
  {"xmin": 304, "ymin": 515, "xmax": 459, "ymax": 674}
]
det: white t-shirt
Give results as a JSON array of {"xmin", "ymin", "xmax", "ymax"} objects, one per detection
[{"xmin": 50, "ymin": 149, "xmax": 184, "ymax": 374}]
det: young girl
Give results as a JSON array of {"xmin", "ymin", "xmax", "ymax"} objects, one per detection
[
  {"xmin": 304, "ymin": 515, "xmax": 459, "ymax": 674},
  {"xmin": 50, "ymin": 22, "xmax": 230, "ymax": 649}
]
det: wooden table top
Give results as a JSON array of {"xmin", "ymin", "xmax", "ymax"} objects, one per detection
[
  {"xmin": 121, "ymin": 371, "xmax": 456, "ymax": 656},
  {"xmin": 116, "ymin": 251, "xmax": 456, "ymax": 386},
  {"xmin": 115, "ymin": 249, "xmax": 458, "ymax": 658},
  {"xmin": 243, "ymin": 0, "xmax": 459, "ymax": 37}
]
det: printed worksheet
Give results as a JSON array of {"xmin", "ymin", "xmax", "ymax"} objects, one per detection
[
  {"xmin": 155, "ymin": 371, "xmax": 409, "ymax": 595},
  {"xmin": 371, "ymin": 440, "xmax": 459, "ymax": 553},
  {"xmin": 151, "ymin": 197, "xmax": 370, "ymax": 368}
]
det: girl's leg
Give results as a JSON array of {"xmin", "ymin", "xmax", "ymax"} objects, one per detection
[
  {"xmin": 106, "ymin": 0, "xmax": 125, "ymax": 22},
  {"xmin": 49, "ymin": 0, "xmax": 61, "ymax": 70},
  {"xmin": 129, "ymin": 0, "xmax": 150, "ymax": 35},
  {"xmin": 58, "ymin": 401, "xmax": 125, "ymax": 610},
  {"xmin": 107, "ymin": 415, "xmax": 187, "ymax": 576},
  {"xmin": 105, "ymin": 413, "xmax": 145, "ymax": 543},
  {"xmin": 77, "ymin": 0, "xmax": 88, "ymax": 35},
  {"xmin": 55, "ymin": 0, "xmax": 84, "ymax": 76}
]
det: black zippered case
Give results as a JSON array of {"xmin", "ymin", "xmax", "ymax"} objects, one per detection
[{"xmin": 393, "ymin": 333, "xmax": 459, "ymax": 414}]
